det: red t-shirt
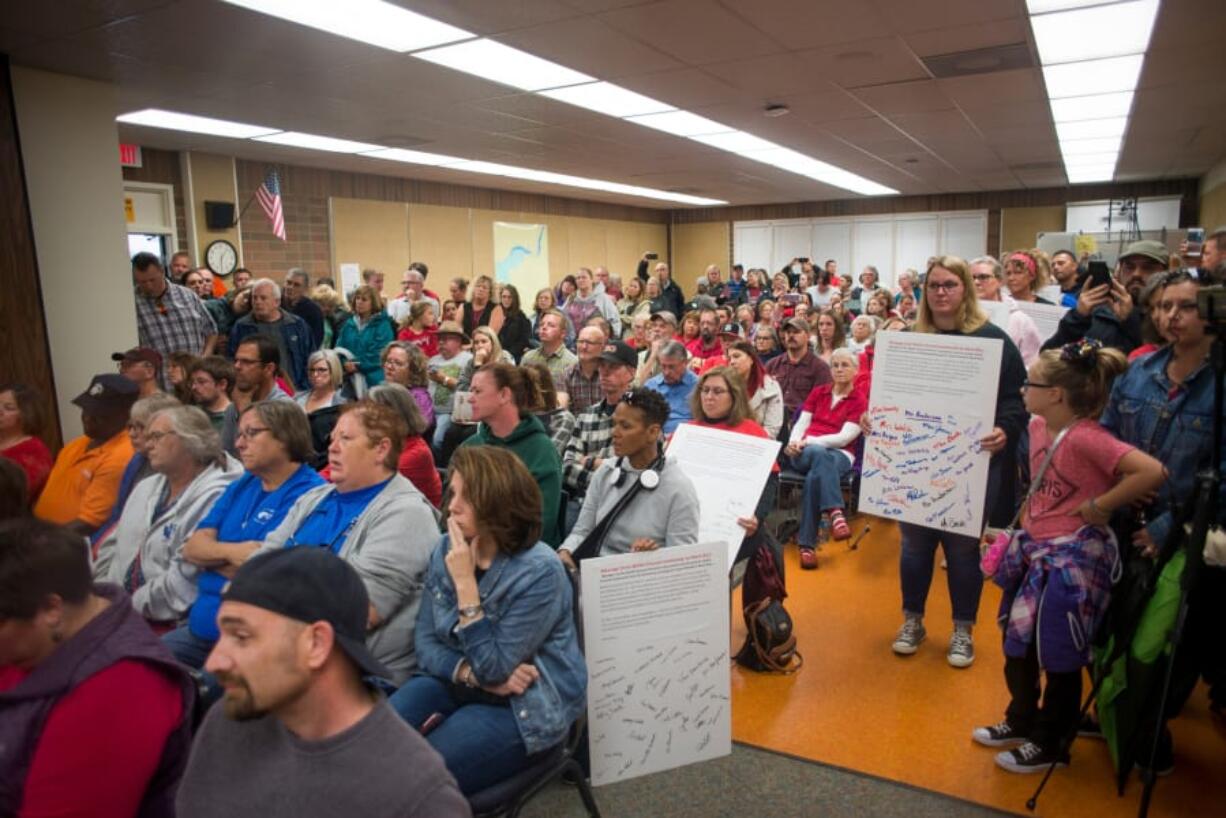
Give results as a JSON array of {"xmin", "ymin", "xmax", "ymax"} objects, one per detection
[
  {"xmin": 0, "ymin": 660, "xmax": 183, "ymax": 818},
  {"xmin": 799, "ymin": 384, "xmax": 867, "ymax": 455},
  {"xmin": 1024, "ymin": 417, "xmax": 1134, "ymax": 541},
  {"xmin": 2, "ymin": 437, "xmax": 53, "ymax": 503},
  {"xmin": 686, "ymin": 338, "xmax": 723, "ymax": 361},
  {"xmin": 399, "ymin": 435, "xmax": 442, "ymax": 508},
  {"xmin": 397, "ymin": 326, "xmax": 439, "ymax": 359}
]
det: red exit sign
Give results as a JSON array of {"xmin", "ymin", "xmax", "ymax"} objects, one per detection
[{"xmin": 119, "ymin": 143, "xmax": 143, "ymax": 168}]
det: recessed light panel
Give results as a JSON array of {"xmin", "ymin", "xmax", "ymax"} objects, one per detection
[
  {"xmin": 219, "ymin": 0, "xmax": 474, "ymax": 52},
  {"xmin": 117, "ymin": 109, "xmax": 281, "ymax": 139},
  {"xmin": 413, "ymin": 39, "xmax": 594, "ymax": 91}
]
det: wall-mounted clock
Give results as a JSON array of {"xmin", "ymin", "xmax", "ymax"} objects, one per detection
[{"xmin": 205, "ymin": 239, "xmax": 238, "ymax": 277}]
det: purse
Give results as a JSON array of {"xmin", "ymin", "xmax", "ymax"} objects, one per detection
[
  {"xmin": 734, "ymin": 544, "xmax": 802, "ymax": 674},
  {"xmin": 980, "ymin": 424, "xmax": 1070, "ymax": 576}
]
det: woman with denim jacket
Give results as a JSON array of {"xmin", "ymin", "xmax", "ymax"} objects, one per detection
[{"xmin": 389, "ymin": 446, "xmax": 586, "ymax": 795}]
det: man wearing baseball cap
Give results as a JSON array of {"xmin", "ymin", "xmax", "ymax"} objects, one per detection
[
  {"xmin": 765, "ymin": 317, "xmax": 832, "ymax": 420},
  {"xmin": 112, "ymin": 347, "xmax": 164, "ymax": 398},
  {"xmin": 1042, "ymin": 239, "xmax": 1169, "ymax": 355},
  {"xmin": 176, "ymin": 547, "xmax": 469, "ymax": 818},
  {"xmin": 34, "ymin": 374, "xmax": 137, "ymax": 536}
]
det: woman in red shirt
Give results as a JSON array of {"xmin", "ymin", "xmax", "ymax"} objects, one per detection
[
  {"xmin": 683, "ymin": 366, "xmax": 779, "ymax": 565},
  {"xmin": 784, "ymin": 348, "xmax": 867, "ymax": 568},
  {"xmin": 0, "ymin": 384, "xmax": 52, "ymax": 506}
]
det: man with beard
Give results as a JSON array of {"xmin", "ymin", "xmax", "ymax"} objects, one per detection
[
  {"xmin": 685, "ymin": 308, "xmax": 723, "ymax": 368},
  {"xmin": 1042, "ymin": 240, "xmax": 1169, "ymax": 355},
  {"xmin": 219, "ymin": 336, "xmax": 294, "ymax": 456},
  {"xmin": 175, "ymin": 547, "xmax": 469, "ymax": 818}
]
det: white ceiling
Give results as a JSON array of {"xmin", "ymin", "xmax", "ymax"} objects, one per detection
[{"xmin": 2, "ymin": 0, "xmax": 1223, "ymax": 209}]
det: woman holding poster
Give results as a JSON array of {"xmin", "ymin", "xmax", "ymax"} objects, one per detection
[{"xmin": 885, "ymin": 256, "xmax": 1026, "ymax": 669}]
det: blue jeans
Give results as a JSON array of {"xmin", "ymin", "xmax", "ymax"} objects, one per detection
[
  {"xmin": 162, "ymin": 625, "xmax": 223, "ymax": 705},
  {"xmin": 789, "ymin": 445, "xmax": 852, "ymax": 548},
  {"xmin": 898, "ymin": 522, "xmax": 983, "ymax": 626},
  {"xmin": 432, "ymin": 413, "xmax": 453, "ymax": 453},
  {"xmin": 388, "ymin": 675, "xmax": 534, "ymax": 795}
]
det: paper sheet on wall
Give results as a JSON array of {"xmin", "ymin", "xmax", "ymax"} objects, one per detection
[
  {"xmin": 493, "ymin": 222, "xmax": 550, "ymax": 297},
  {"xmin": 581, "ymin": 541, "xmax": 731, "ymax": 787},
  {"xmin": 665, "ymin": 424, "xmax": 780, "ymax": 570},
  {"xmin": 1013, "ymin": 301, "xmax": 1069, "ymax": 344},
  {"xmin": 859, "ymin": 331, "xmax": 1002, "ymax": 536},
  {"xmin": 339, "ymin": 263, "xmax": 361, "ymax": 297}
]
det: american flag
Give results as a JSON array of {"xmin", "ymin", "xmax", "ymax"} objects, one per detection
[{"xmin": 255, "ymin": 169, "xmax": 286, "ymax": 241}]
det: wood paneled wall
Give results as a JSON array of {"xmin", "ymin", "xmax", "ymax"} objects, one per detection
[
  {"xmin": 0, "ymin": 56, "xmax": 60, "ymax": 449},
  {"xmin": 122, "ymin": 146, "xmax": 187, "ymax": 252}
]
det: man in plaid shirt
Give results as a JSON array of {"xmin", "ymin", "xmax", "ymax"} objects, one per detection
[
  {"xmin": 132, "ymin": 253, "xmax": 219, "ymax": 385},
  {"xmin": 562, "ymin": 340, "xmax": 638, "ymax": 503},
  {"xmin": 559, "ymin": 324, "xmax": 608, "ymax": 414}
]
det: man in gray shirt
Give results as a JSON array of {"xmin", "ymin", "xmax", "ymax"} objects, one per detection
[
  {"xmin": 558, "ymin": 387, "xmax": 699, "ymax": 566},
  {"xmin": 176, "ymin": 547, "xmax": 470, "ymax": 818}
]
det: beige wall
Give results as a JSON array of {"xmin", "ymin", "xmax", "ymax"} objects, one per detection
[
  {"xmin": 1000, "ymin": 206, "xmax": 1065, "ymax": 253},
  {"xmin": 183, "ymin": 151, "xmax": 242, "ymax": 273},
  {"xmin": 12, "ymin": 67, "xmax": 135, "ymax": 439},
  {"xmin": 672, "ymin": 221, "xmax": 730, "ymax": 290},
  {"xmin": 330, "ymin": 197, "xmax": 667, "ymax": 300}
]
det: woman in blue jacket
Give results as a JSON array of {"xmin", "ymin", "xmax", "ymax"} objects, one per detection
[
  {"xmin": 389, "ymin": 445, "xmax": 586, "ymax": 795},
  {"xmin": 336, "ymin": 285, "xmax": 395, "ymax": 387}
]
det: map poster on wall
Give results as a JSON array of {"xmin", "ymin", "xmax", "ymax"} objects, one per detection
[
  {"xmin": 493, "ymin": 222, "xmax": 549, "ymax": 297},
  {"xmin": 859, "ymin": 331, "xmax": 1001, "ymax": 536}
]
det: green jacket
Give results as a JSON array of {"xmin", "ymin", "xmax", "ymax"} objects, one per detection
[{"xmin": 462, "ymin": 415, "xmax": 562, "ymax": 545}]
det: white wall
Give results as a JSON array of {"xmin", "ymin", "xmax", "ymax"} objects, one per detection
[
  {"xmin": 12, "ymin": 67, "xmax": 136, "ymax": 439},
  {"xmin": 733, "ymin": 211, "xmax": 988, "ymax": 289}
]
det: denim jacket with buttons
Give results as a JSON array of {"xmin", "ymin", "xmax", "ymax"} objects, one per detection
[
  {"xmin": 1100, "ymin": 346, "xmax": 1223, "ymax": 548},
  {"xmin": 415, "ymin": 536, "xmax": 587, "ymax": 754}
]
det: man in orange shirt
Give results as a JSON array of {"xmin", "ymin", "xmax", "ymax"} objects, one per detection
[{"xmin": 34, "ymin": 374, "xmax": 137, "ymax": 537}]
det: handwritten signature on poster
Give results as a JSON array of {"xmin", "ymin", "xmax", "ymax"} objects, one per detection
[{"xmin": 861, "ymin": 406, "xmax": 985, "ymax": 531}]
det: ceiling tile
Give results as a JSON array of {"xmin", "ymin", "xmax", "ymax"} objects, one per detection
[
  {"xmin": 902, "ymin": 18, "xmax": 1028, "ymax": 58},
  {"xmin": 494, "ymin": 15, "xmax": 686, "ymax": 80},
  {"xmin": 798, "ymin": 38, "xmax": 929, "ymax": 88},
  {"xmin": 870, "ymin": 0, "xmax": 1019, "ymax": 34},
  {"xmin": 850, "ymin": 80, "xmax": 954, "ymax": 116},
  {"xmin": 597, "ymin": 0, "xmax": 781, "ymax": 66},
  {"xmin": 700, "ymin": 52, "xmax": 827, "ymax": 97},
  {"xmin": 728, "ymin": 0, "xmax": 893, "ymax": 51},
  {"xmin": 937, "ymin": 69, "xmax": 1046, "ymax": 109}
]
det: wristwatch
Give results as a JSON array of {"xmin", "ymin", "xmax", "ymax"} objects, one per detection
[{"xmin": 458, "ymin": 603, "xmax": 483, "ymax": 619}]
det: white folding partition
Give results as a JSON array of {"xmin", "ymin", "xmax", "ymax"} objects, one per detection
[{"xmin": 733, "ymin": 210, "xmax": 987, "ymax": 290}]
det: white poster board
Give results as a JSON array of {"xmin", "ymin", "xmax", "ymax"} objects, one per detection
[
  {"xmin": 582, "ymin": 542, "xmax": 731, "ymax": 787},
  {"xmin": 339, "ymin": 262, "xmax": 361, "ymax": 297},
  {"xmin": 493, "ymin": 222, "xmax": 550, "ymax": 297},
  {"xmin": 981, "ymin": 299, "xmax": 1011, "ymax": 331},
  {"xmin": 1013, "ymin": 301, "xmax": 1069, "ymax": 344},
  {"xmin": 665, "ymin": 424, "xmax": 780, "ymax": 570},
  {"xmin": 859, "ymin": 331, "xmax": 1002, "ymax": 535}
]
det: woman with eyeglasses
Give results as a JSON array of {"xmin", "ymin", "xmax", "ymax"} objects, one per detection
[
  {"xmin": 172, "ymin": 400, "xmax": 324, "ymax": 700},
  {"xmin": 877, "ymin": 256, "xmax": 1026, "ymax": 669},
  {"xmin": 381, "ymin": 341, "xmax": 435, "ymax": 431},
  {"xmin": 297, "ymin": 349, "xmax": 348, "ymax": 469},
  {"xmin": 557, "ymin": 388, "xmax": 698, "ymax": 567}
]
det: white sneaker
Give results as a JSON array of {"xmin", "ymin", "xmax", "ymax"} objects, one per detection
[{"xmin": 948, "ymin": 625, "xmax": 974, "ymax": 668}]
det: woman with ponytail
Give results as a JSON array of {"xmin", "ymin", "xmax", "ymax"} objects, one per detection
[{"xmin": 974, "ymin": 338, "xmax": 1165, "ymax": 773}]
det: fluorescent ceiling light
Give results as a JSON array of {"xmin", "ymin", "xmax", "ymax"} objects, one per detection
[
  {"xmin": 750, "ymin": 148, "xmax": 898, "ymax": 196},
  {"xmin": 1067, "ymin": 167, "xmax": 1116, "ymax": 183},
  {"xmin": 1061, "ymin": 152, "xmax": 1121, "ymax": 168},
  {"xmin": 1042, "ymin": 54, "xmax": 1144, "ymax": 98},
  {"xmin": 1059, "ymin": 136, "xmax": 1123, "ymax": 155},
  {"xmin": 624, "ymin": 110, "xmax": 734, "ymax": 138},
  {"xmin": 539, "ymin": 82, "xmax": 676, "ymax": 118},
  {"xmin": 254, "ymin": 131, "xmax": 384, "ymax": 153},
  {"xmin": 690, "ymin": 131, "xmax": 779, "ymax": 154},
  {"xmin": 445, "ymin": 159, "xmax": 725, "ymax": 205},
  {"xmin": 1056, "ymin": 116, "xmax": 1128, "ymax": 141},
  {"xmin": 1031, "ymin": 0, "xmax": 1159, "ymax": 66},
  {"xmin": 413, "ymin": 39, "xmax": 594, "ymax": 91},
  {"xmin": 361, "ymin": 148, "xmax": 468, "ymax": 166},
  {"xmin": 219, "ymin": 0, "xmax": 473, "ymax": 52},
  {"xmin": 1050, "ymin": 91, "xmax": 1134, "ymax": 122},
  {"xmin": 116, "ymin": 108, "xmax": 281, "ymax": 139}
]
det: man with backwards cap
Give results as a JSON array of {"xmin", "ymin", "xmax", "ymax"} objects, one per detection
[
  {"xmin": 176, "ymin": 547, "xmax": 469, "ymax": 818},
  {"xmin": 34, "ymin": 374, "xmax": 138, "ymax": 537}
]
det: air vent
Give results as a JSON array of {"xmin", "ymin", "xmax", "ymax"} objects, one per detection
[{"xmin": 922, "ymin": 43, "xmax": 1033, "ymax": 79}]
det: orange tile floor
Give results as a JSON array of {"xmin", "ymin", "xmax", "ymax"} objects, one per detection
[{"xmin": 730, "ymin": 519, "xmax": 1226, "ymax": 817}]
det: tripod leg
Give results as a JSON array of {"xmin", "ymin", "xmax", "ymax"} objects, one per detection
[{"xmin": 1026, "ymin": 668, "xmax": 1107, "ymax": 811}]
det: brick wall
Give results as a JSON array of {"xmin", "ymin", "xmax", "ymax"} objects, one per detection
[{"xmin": 236, "ymin": 161, "xmax": 332, "ymax": 279}]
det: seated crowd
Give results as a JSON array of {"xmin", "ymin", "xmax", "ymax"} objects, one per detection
[{"xmin": 1, "ymin": 234, "xmax": 1223, "ymax": 814}]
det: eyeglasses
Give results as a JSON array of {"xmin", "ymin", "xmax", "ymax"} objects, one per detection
[
  {"xmin": 971, "ymin": 273, "xmax": 995, "ymax": 282},
  {"xmin": 233, "ymin": 357, "xmax": 263, "ymax": 367},
  {"xmin": 576, "ymin": 339, "xmax": 601, "ymax": 347},
  {"xmin": 1021, "ymin": 380, "xmax": 1054, "ymax": 390},
  {"xmin": 144, "ymin": 430, "xmax": 177, "ymax": 445},
  {"xmin": 700, "ymin": 386, "xmax": 729, "ymax": 396},
  {"xmin": 383, "ymin": 359, "xmax": 409, "ymax": 369},
  {"xmin": 926, "ymin": 281, "xmax": 962, "ymax": 292},
  {"xmin": 236, "ymin": 426, "xmax": 270, "ymax": 440}
]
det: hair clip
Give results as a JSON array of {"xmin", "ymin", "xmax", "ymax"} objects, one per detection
[{"xmin": 1059, "ymin": 338, "xmax": 1101, "ymax": 366}]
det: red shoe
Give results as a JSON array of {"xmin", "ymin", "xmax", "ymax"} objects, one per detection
[
  {"xmin": 799, "ymin": 547, "xmax": 818, "ymax": 570},
  {"xmin": 830, "ymin": 513, "xmax": 851, "ymax": 540}
]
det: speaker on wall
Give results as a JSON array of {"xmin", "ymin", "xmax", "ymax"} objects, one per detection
[{"xmin": 204, "ymin": 200, "xmax": 235, "ymax": 230}]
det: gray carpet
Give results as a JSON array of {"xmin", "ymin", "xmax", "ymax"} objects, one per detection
[{"xmin": 519, "ymin": 743, "xmax": 1020, "ymax": 817}]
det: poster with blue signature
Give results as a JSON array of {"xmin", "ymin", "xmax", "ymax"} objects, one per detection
[{"xmin": 859, "ymin": 331, "xmax": 1001, "ymax": 536}]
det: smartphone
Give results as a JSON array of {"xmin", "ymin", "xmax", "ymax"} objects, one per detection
[
  {"xmin": 797, "ymin": 257, "xmax": 810, "ymax": 264},
  {"xmin": 1087, "ymin": 260, "xmax": 1111, "ymax": 290},
  {"xmin": 645, "ymin": 252, "xmax": 659, "ymax": 260},
  {"xmin": 1187, "ymin": 227, "xmax": 1205, "ymax": 258}
]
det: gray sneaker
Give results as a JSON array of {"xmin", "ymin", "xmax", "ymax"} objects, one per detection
[
  {"xmin": 948, "ymin": 625, "xmax": 975, "ymax": 668},
  {"xmin": 892, "ymin": 616, "xmax": 926, "ymax": 655}
]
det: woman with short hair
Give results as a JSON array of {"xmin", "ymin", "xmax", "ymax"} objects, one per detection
[
  {"xmin": 336, "ymin": 285, "xmax": 396, "ymax": 387},
  {"xmin": 1002, "ymin": 250, "xmax": 1053, "ymax": 304},
  {"xmin": 0, "ymin": 518, "xmax": 195, "ymax": 818},
  {"xmin": 94, "ymin": 406, "xmax": 242, "ymax": 627},
  {"xmin": 381, "ymin": 341, "xmax": 435, "ymax": 430},
  {"xmin": 296, "ymin": 348, "xmax": 347, "ymax": 468},
  {"xmin": 389, "ymin": 446, "xmax": 586, "ymax": 795},
  {"xmin": 0, "ymin": 383, "xmax": 52, "ymax": 505}
]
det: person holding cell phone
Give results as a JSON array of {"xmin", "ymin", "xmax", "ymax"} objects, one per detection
[{"xmin": 1041, "ymin": 240, "xmax": 1170, "ymax": 355}]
